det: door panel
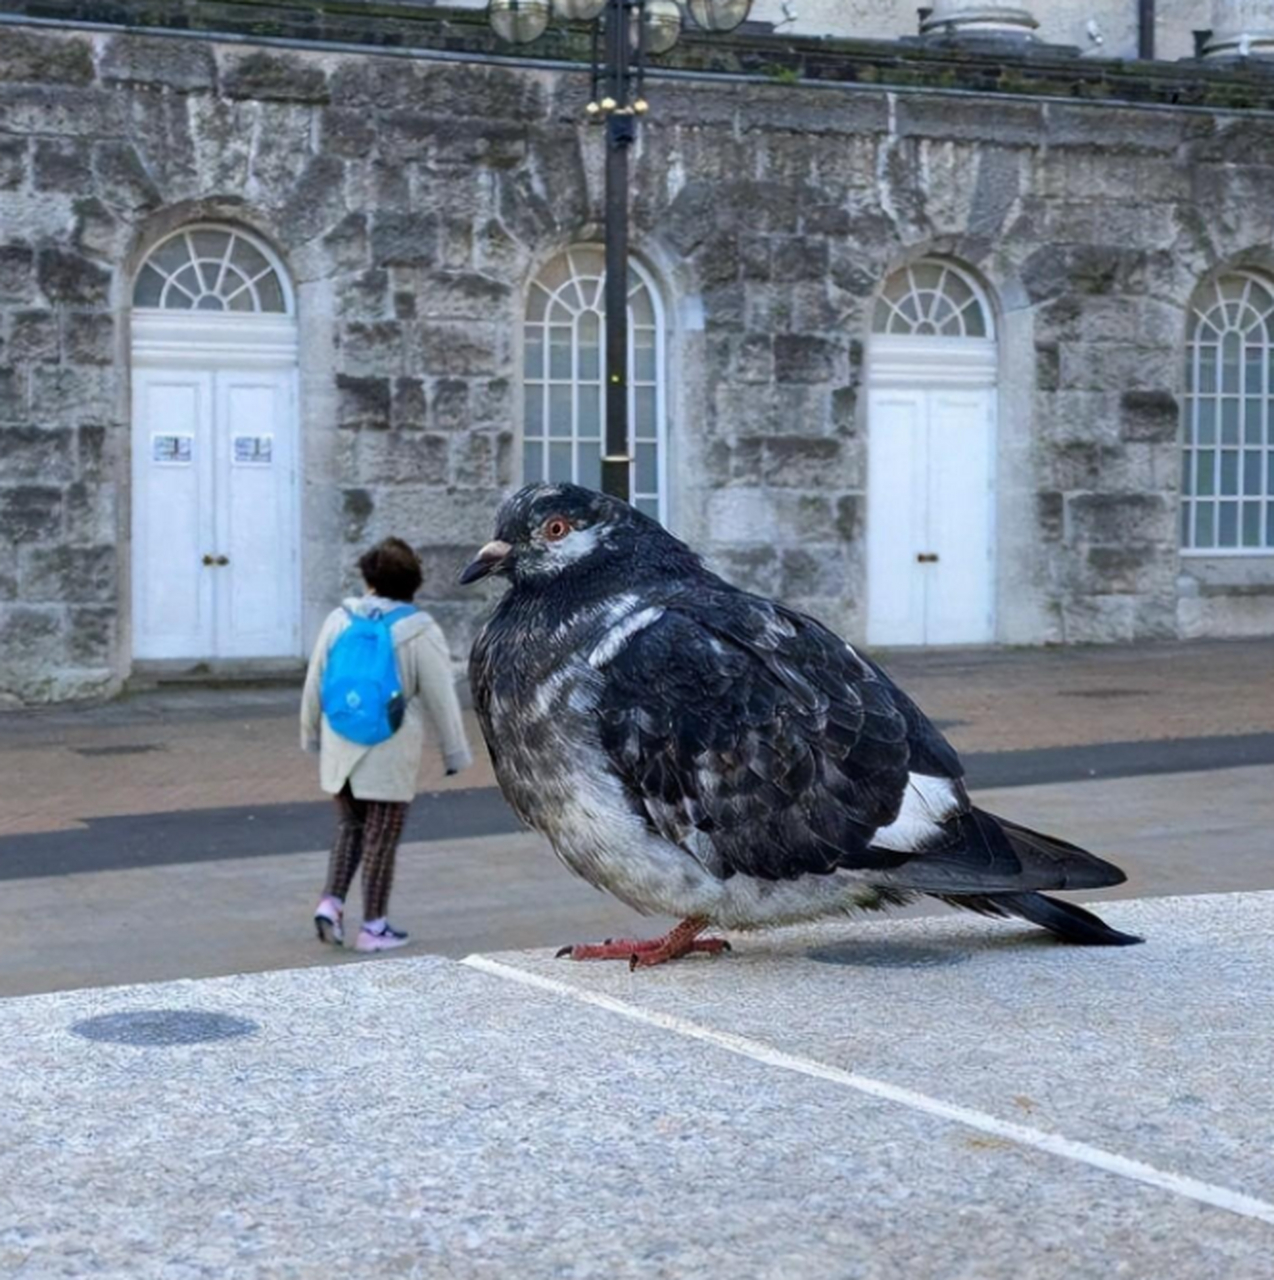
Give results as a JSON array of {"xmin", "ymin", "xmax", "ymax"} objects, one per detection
[
  {"xmin": 867, "ymin": 385, "xmax": 995, "ymax": 647},
  {"xmin": 867, "ymin": 389, "xmax": 928, "ymax": 646},
  {"xmin": 132, "ymin": 364, "xmax": 297, "ymax": 662},
  {"xmin": 215, "ymin": 371, "xmax": 297, "ymax": 658},
  {"xmin": 131, "ymin": 370, "xmax": 215, "ymax": 659},
  {"xmin": 926, "ymin": 389, "xmax": 994, "ymax": 645}
]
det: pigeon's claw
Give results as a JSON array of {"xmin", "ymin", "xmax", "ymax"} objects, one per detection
[
  {"xmin": 629, "ymin": 937, "xmax": 731, "ymax": 970},
  {"xmin": 554, "ymin": 917, "xmax": 730, "ymax": 968}
]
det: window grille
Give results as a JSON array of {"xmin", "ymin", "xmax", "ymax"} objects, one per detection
[
  {"xmin": 872, "ymin": 259, "xmax": 992, "ymax": 339},
  {"xmin": 1182, "ymin": 273, "xmax": 1274, "ymax": 553},
  {"xmin": 134, "ymin": 227, "xmax": 290, "ymax": 314},
  {"xmin": 523, "ymin": 246, "xmax": 665, "ymax": 523}
]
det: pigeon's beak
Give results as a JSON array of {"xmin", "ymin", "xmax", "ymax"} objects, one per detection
[{"xmin": 459, "ymin": 540, "xmax": 513, "ymax": 585}]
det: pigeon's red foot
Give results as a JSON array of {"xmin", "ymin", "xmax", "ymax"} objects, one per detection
[{"xmin": 555, "ymin": 916, "xmax": 730, "ymax": 970}]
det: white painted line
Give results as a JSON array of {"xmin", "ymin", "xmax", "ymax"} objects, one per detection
[{"xmin": 462, "ymin": 954, "xmax": 1274, "ymax": 1228}]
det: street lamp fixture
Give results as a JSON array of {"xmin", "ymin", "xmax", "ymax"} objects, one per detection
[
  {"xmin": 642, "ymin": 0, "xmax": 683, "ymax": 54},
  {"xmin": 686, "ymin": 0, "xmax": 752, "ymax": 31},
  {"xmin": 488, "ymin": 0, "xmax": 551, "ymax": 43},
  {"xmin": 489, "ymin": 0, "xmax": 753, "ymax": 504}
]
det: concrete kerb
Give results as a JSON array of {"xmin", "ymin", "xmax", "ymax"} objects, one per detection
[{"xmin": 4, "ymin": 891, "xmax": 1274, "ymax": 1277}]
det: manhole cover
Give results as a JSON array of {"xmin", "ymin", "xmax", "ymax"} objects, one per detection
[
  {"xmin": 72, "ymin": 744, "xmax": 165, "ymax": 757},
  {"xmin": 806, "ymin": 943, "xmax": 967, "ymax": 969},
  {"xmin": 70, "ymin": 1009, "xmax": 258, "ymax": 1046}
]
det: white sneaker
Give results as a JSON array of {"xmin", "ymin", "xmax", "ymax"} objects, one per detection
[
  {"xmin": 355, "ymin": 922, "xmax": 409, "ymax": 953},
  {"xmin": 314, "ymin": 897, "xmax": 345, "ymax": 946}
]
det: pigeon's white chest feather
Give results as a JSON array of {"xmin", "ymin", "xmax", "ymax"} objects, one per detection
[
  {"xmin": 483, "ymin": 645, "xmax": 713, "ymax": 917},
  {"xmin": 536, "ymin": 752, "xmax": 723, "ymax": 919},
  {"xmin": 539, "ymin": 765, "xmax": 886, "ymax": 926}
]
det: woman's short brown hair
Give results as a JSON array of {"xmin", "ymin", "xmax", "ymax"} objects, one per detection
[{"xmin": 358, "ymin": 537, "xmax": 423, "ymax": 602}]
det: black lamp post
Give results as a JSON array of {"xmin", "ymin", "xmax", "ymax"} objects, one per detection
[{"xmin": 489, "ymin": 0, "xmax": 753, "ymax": 504}]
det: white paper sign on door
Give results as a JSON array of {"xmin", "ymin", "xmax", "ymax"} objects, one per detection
[
  {"xmin": 233, "ymin": 434, "xmax": 273, "ymax": 466},
  {"xmin": 152, "ymin": 434, "xmax": 193, "ymax": 465}
]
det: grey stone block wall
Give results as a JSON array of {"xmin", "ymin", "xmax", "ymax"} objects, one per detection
[
  {"xmin": 1, "ymin": 22, "xmax": 1273, "ymax": 701},
  {"xmin": 0, "ymin": 29, "xmax": 125, "ymax": 701}
]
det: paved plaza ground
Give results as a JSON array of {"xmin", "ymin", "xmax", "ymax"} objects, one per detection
[{"xmin": 2, "ymin": 638, "xmax": 1273, "ymax": 995}]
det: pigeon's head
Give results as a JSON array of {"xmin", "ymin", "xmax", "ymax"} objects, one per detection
[{"xmin": 459, "ymin": 482, "xmax": 694, "ymax": 590}]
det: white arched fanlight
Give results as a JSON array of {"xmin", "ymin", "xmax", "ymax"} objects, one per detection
[
  {"xmin": 867, "ymin": 259, "xmax": 996, "ymax": 391},
  {"xmin": 133, "ymin": 225, "xmax": 293, "ymax": 315},
  {"xmin": 522, "ymin": 244, "xmax": 667, "ymax": 523},
  {"xmin": 872, "ymin": 259, "xmax": 994, "ymax": 340}
]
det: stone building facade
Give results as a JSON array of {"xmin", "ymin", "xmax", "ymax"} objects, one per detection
[{"xmin": 2, "ymin": 3, "xmax": 1274, "ymax": 701}]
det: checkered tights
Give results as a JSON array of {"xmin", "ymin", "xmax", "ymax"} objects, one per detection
[{"xmin": 323, "ymin": 785, "xmax": 409, "ymax": 921}]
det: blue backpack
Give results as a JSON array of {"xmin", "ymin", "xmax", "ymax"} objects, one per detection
[{"xmin": 320, "ymin": 606, "xmax": 416, "ymax": 746}]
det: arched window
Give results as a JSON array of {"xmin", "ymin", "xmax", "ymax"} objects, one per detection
[
  {"xmin": 872, "ymin": 259, "xmax": 992, "ymax": 339},
  {"xmin": 133, "ymin": 225, "xmax": 291, "ymax": 314},
  {"xmin": 1182, "ymin": 272, "xmax": 1274, "ymax": 553},
  {"xmin": 523, "ymin": 246, "xmax": 666, "ymax": 522}
]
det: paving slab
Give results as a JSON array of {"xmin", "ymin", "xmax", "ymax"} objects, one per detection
[
  {"xmin": 487, "ymin": 891, "xmax": 1274, "ymax": 1203},
  {"xmin": 3, "ymin": 893, "xmax": 1273, "ymax": 1278}
]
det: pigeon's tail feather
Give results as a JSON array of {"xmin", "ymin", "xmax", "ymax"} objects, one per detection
[
  {"xmin": 880, "ymin": 807, "xmax": 1130, "ymax": 894},
  {"xmin": 991, "ymin": 811, "xmax": 1128, "ymax": 890},
  {"xmin": 935, "ymin": 891, "xmax": 1143, "ymax": 946}
]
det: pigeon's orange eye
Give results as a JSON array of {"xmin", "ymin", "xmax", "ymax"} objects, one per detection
[{"xmin": 543, "ymin": 517, "xmax": 571, "ymax": 542}]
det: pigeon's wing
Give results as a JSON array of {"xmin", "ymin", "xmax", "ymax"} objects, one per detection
[
  {"xmin": 593, "ymin": 592, "xmax": 928, "ymax": 881},
  {"xmin": 696, "ymin": 595, "xmax": 1051, "ymax": 890},
  {"xmin": 594, "ymin": 587, "xmax": 1125, "ymax": 895},
  {"xmin": 859, "ymin": 653, "xmax": 963, "ymax": 781}
]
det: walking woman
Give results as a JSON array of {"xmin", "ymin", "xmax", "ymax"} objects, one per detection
[{"xmin": 300, "ymin": 537, "xmax": 472, "ymax": 952}]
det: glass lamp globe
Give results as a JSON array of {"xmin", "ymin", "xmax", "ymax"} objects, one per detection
[
  {"xmin": 686, "ymin": 0, "xmax": 753, "ymax": 31},
  {"xmin": 489, "ymin": 0, "xmax": 551, "ymax": 44},
  {"xmin": 553, "ymin": 0, "xmax": 607, "ymax": 19},
  {"xmin": 643, "ymin": 0, "xmax": 683, "ymax": 53}
]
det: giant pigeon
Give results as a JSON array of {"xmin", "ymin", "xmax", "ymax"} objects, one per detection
[{"xmin": 461, "ymin": 483, "xmax": 1140, "ymax": 967}]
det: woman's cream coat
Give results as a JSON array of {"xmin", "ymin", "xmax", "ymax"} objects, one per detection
[{"xmin": 300, "ymin": 596, "xmax": 473, "ymax": 802}]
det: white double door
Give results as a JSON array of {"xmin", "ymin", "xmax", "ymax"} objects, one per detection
[
  {"xmin": 131, "ymin": 365, "xmax": 299, "ymax": 660},
  {"xmin": 867, "ymin": 385, "xmax": 995, "ymax": 647}
]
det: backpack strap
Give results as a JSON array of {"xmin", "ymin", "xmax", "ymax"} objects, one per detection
[{"xmin": 346, "ymin": 604, "xmax": 415, "ymax": 626}]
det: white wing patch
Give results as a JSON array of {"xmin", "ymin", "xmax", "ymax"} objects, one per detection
[
  {"xmin": 553, "ymin": 594, "xmax": 632, "ymax": 644},
  {"xmin": 869, "ymin": 772, "xmax": 964, "ymax": 853},
  {"xmin": 589, "ymin": 606, "xmax": 665, "ymax": 669}
]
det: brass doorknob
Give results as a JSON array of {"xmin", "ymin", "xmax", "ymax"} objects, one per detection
[
  {"xmin": 916, "ymin": 553, "xmax": 939, "ymax": 563},
  {"xmin": 202, "ymin": 554, "xmax": 215, "ymax": 566}
]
